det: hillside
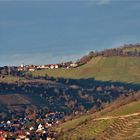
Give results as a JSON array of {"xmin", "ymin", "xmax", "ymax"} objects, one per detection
[
  {"xmin": 1, "ymin": 76, "xmax": 139, "ymax": 119},
  {"xmin": 56, "ymin": 92, "xmax": 140, "ymax": 140},
  {"xmin": 0, "ymin": 47, "xmax": 140, "ymax": 139},
  {"xmin": 31, "ymin": 56, "xmax": 140, "ymax": 83}
]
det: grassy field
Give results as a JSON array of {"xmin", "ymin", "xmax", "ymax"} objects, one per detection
[
  {"xmin": 31, "ymin": 56, "xmax": 140, "ymax": 83},
  {"xmin": 64, "ymin": 119, "xmax": 114, "ymax": 140},
  {"xmin": 57, "ymin": 114, "xmax": 92, "ymax": 132},
  {"xmin": 56, "ymin": 96, "xmax": 140, "ymax": 140},
  {"xmin": 57, "ymin": 100, "xmax": 140, "ymax": 131},
  {"xmin": 1, "ymin": 56, "xmax": 139, "ymax": 84},
  {"xmin": 0, "ymin": 76, "xmax": 22, "ymax": 83},
  {"xmin": 106, "ymin": 100, "xmax": 140, "ymax": 117}
]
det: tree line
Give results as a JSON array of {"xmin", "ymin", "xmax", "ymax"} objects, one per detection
[{"xmin": 77, "ymin": 44, "xmax": 140, "ymax": 65}]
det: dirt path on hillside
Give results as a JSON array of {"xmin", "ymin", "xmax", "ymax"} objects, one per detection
[{"xmin": 93, "ymin": 112, "xmax": 140, "ymax": 121}]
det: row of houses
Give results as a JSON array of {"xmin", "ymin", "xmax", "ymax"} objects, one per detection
[{"xmin": 18, "ymin": 62, "xmax": 78, "ymax": 72}]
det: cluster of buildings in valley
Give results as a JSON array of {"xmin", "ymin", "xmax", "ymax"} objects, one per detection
[{"xmin": 0, "ymin": 112, "xmax": 64, "ymax": 140}]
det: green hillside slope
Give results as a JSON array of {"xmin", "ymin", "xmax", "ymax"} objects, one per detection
[
  {"xmin": 56, "ymin": 92, "xmax": 140, "ymax": 140},
  {"xmin": 32, "ymin": 56, "xmax": 140, "ymax": 83}
]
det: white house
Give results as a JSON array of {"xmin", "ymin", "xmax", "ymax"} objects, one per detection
[
  {"xmin": 70, "ymin": 63, "xmax": 78, "ymax": 68},
  {"xmin": 40, "ymin": 65, "xmax": 49, "ymax": 69},
  {"xmin": 50, "ymin": 65, "xmax": 55, "ymax": 69},
  {"xmin": 55, "ymin": 64, "xmax": 59, "ymax": 69},
  {"xmin": 28, "ymin": 68, "xmax": 35, "ymax": 71}
]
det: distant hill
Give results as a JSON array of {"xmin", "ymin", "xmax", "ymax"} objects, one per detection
[
  {"xmin": 76, "ymin": 44, "xmax": 140, "ymax": 65},
  {"xmin": 0, "ymin": 45, "xmax": 140, "ymax": 139},
  {"xmin": 56, "ymin": 91, "xmax": 140, "ymax": 140},
  {"xmin": 31, "ymin": 56, "xmax": 140, "ymax": 83},
  {"xmin": 30, "ymin": 44, "xmax": 140, "ymax": 83}
]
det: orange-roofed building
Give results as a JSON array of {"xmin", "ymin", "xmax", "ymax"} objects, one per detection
[{"xmin": 0, "ymin": 137, "xmax": 6, "ymax": 140}]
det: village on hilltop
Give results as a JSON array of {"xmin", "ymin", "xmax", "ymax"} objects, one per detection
[
  {"xmin": 17, "ymin": 62, "xmax": 78, "ymax": 72},
  {"xmin": 0, "ymin": 61, "xmax": 79, "ymax": 76}
]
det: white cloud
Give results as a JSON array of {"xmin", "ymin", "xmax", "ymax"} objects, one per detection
[
  {"xmin": 87, "ymin": 0, "xmax": 111, "ymax": 6},
  {"xmin": 0, "ymin": 51, "xmax": 86, "ymax": 66},
  {"xmin": 98, "ymin": 0, "xmax": 111, "ymax": 5}
]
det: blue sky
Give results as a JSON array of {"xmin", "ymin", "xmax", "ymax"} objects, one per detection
[{"xmin": 0, "ymin": 0, "xmax": 140, "ymax": 66}]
